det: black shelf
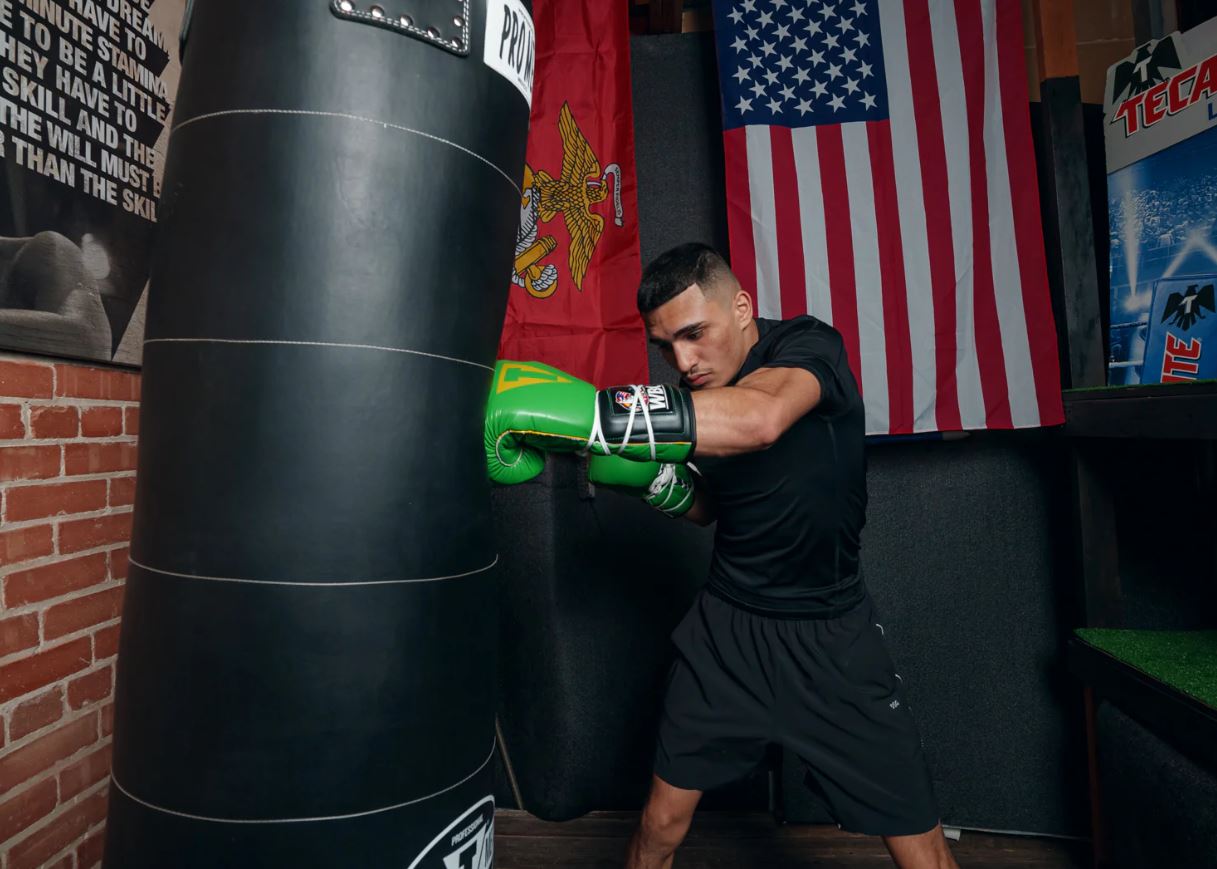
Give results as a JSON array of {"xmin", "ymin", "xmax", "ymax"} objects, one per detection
[
  {"xmin": 1062, "ymin": 381, "xmax": 1217, "ymax": 439},
  {"xmin": 1068, "ymin": 636, "xmax": 1217, "ymax": 771}
]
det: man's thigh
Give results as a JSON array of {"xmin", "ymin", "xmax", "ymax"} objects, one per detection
[{"xmin": 654, "ymin": 595, "xmax": 775, "ymax": 792}]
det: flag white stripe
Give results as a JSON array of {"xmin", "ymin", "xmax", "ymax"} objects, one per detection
[
  {"xmin": 841, "ymin": 122, "xmax": 890, "ymax": 435},
  {"xmin": 928, "ymin": 0, "xmax": 986, "ymax": 429},
  {"xmin": 791, "ymin": 126, "xmax": 833, "ymax": 324},
  {"xmin": 878, "ymin": 0, "xmax": 939, "ymax": 433},
  {"xmin": 981, "ymin": 0, "xmax": 1039, "ymax": 427},
  {"xmin": 745, "ymin": 125, "xmax": 782, "ymax": 319}
]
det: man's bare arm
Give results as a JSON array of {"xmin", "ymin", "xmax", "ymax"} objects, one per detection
[
  {"xmin": 682, "ymin": 470, "xmax": 717, "ymax": 526},
  {"xmin": 689, "ymin": 367, "xmax": 822, "ymax": 457}
]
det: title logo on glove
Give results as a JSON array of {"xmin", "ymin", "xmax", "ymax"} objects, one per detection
[{"xmin": 495, "ymin": 362, "xmax": 573, "ymax": 394}]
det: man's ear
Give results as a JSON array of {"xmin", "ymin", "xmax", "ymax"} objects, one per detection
[{"xmin": 733, "ymin": 288, "xmax": 754, "ymax": 328}]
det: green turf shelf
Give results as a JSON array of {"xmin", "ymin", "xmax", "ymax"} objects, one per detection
[
  {"xmin": 1069, "ymin": 629, "xmax": 1217, "ymax": 770},
  {"xmin": 1074, "ymin": 629, "xmax": 1217, "ymax": 710}
]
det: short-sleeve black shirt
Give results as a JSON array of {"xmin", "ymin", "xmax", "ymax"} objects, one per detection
[{"xmin": 693, "ymin": 316, "xmax": 868, "ymax": 617}]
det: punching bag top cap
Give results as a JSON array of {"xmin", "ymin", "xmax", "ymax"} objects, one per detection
[{"xmin": 331, "ymin": 0, "xmax": 472, "ymax": 56}]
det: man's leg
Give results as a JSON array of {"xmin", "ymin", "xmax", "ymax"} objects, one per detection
[
  {"xmin": 881, "ymin": 823, "xmax": 959, "ymax": 869},
  {"xmin": 624, "ymin": 775, "xmax": 703, "ymax": 869}
]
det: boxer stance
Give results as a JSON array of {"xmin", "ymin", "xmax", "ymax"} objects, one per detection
[{"xmin": 485, "ymin": 244, "xmax": 956, "ymax": 869}]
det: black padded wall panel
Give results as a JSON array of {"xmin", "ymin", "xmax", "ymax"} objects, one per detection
[
  {"xmin": 1097, "ymin": 700, "xmax": 1217, "ymax": 868},
  {"xmin": 492, "ymin": 456, "xmax": 717, "ymax": 818},
  {"xmin": 855, "ymin": 435, "xmax": 1087, "ymax": 836},
  {"xmin": 1106, "ymin": 439, "xmax": 1217, "ymax": 630},
  {"xmin": 631, "ymin": 33, "xmax": 731, "ymax": 264}
]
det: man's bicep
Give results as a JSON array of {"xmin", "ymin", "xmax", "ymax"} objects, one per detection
[{"xmin": 737, "ymin": 366, "xmax": 823, "ymax": 430}]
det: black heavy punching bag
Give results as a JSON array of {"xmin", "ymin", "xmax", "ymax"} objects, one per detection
[{"xmin": 103, "ymin": 2, "xmax": 532, "ymax": 865}]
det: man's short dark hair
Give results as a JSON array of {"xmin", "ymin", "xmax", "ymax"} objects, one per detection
[{"xmin": 637, "ymin": 243, "xmax": 733, "ymax": 314}]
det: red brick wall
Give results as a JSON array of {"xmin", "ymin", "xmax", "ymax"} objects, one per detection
[{"xmin": 0, "ymin": 354, "xmax": 139, "ymax": 869}]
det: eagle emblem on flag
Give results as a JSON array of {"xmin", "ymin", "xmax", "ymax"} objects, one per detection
[{"xmin": 512, "ymin": 102, "xmax": 625, "ymax": 298}]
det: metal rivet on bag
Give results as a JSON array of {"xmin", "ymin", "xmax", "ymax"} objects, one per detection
[
  {"xmin": 426, "ymin": 25, "xmax": 440, "ymax": 38},
  {"xmin": 369, "ymin": 4, "xmax": 384, "ymax": 17},
  {"xmin": 338, "ymin": 0, "xmax": 354, "ymax": 11},
  {"xmin": 452, "ymin": 37, "xmax": 463, "ymax": 49},
  {"xmin": 453, "ymin": 15, "xmax": 464, "ymax": 27},
  {"xmin": 400, "ymin": 14, "xmax": 413, "ymax": 26}
]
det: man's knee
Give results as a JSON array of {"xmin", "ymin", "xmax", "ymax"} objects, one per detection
[{"xmin": 639, "ymin": 803, "xmax": 693, "ymax": 853}]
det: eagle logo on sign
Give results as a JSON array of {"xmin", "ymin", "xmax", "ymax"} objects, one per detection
[
  {"xmin": 1162, "ymin": 283, "xmax": 1216, "ymax": 331},
  {"xmin": 512, "ymin": 102, "xmax": 624, "ymax": 298},
  {"xmin": 1111, "ymin": 37, "xmax": 1182, "ymax": 103}
]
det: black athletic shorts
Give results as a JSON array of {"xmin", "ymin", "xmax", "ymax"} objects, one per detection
[{"xmin": 654, "ymin": 587, "xmax": 940, "ymax": 837}]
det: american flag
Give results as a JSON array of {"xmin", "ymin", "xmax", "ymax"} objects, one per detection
[{"xmin": 712, "ymin": 0, "xmax": 1064, "ymax": 435}]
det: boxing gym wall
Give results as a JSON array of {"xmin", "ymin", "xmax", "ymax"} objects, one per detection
[
  {"xmin": 491, "ymin": 30, "xmax": 1093, "ymax": 837},
  {"xmin": 2, "ymin": 5, "xmax": 1212, "ymax": 864}
]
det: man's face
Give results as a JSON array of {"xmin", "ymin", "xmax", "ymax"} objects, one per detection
[{"xmin": 643, "ymin": 283, "xmax": 753, "ymax": 390}]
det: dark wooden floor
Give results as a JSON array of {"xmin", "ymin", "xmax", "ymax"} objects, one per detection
[{"xmin": 495, "ymin": 811, "xmax": 1091, "ymax": 868}]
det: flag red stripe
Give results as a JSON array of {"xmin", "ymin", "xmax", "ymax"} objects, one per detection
[
  {"xmin": 723, "ymin": 127, "xmax": 759, "ymax": 313},
  {"xmin": 955, "ymin": 0, "xmax": 1012, "ymax": 427},
  {"xmin": 815, "ymin": 125, "xmax": 862, "ymax": 391},
  {"xmin": 996, "ymin": 0, "xmax": 1065, "ymax": 421},
  {"xmin": 867, "ymin": 120, "xmax": 915, "ymax": 434},
  {"xmin": 904, "ymin": 0, "xmax": 962, "ymax": 431},
  {"xmin": 771, "ymin": 127, "xmax": 808, "ymax": 318}
]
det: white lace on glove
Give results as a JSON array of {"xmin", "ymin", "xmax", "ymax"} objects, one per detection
[{"xmin": 585, "ymin": 384, "xmax": 657, "ymax": 460}]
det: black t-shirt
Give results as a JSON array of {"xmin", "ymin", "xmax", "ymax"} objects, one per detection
[{"xmin": 694, "ymin": 316, "xmax": 868, "ymax": 617}]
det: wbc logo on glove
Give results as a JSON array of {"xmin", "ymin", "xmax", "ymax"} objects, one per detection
[{"xmin": 613, "ymin": 385, "xmax": 670, "ymax": 413}]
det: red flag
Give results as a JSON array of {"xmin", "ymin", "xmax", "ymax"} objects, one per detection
[{"xmin": 497, "ymin": 0, "xmax": 649, "ymax": 387}]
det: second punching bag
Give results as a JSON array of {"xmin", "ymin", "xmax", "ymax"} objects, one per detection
[{"xmin": 104, "ymin": 1, "xmax": 532, "ymax": 865}]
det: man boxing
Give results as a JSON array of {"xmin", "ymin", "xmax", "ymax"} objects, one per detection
[{"xmin": 485, "ymin": 243, "xmax": 956, "ymax": 869}]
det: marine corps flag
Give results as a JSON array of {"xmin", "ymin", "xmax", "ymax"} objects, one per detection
[{"xmin": 497, "ymin": 0, "xmax": 649, "ymax": 386}]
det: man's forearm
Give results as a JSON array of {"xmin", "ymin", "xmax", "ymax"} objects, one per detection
[
  {"xmin": 682, "ymin": 475, "xmax": 716, "ymax": 526},
  {"xmin": 689, "ymin": 386, "xmax": 783, "ymax": 457},
  {"xmin": 687, "ymin": 366, "xmax": 822, "ymax": 458}
]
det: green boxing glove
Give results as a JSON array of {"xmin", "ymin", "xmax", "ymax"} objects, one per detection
[
  {"xmin": 485, "ymin": 360, "xmax": 697, "ymax": 485},
  {"xmin": 588, "ymin": 453, "xmax": 696, "ymax": 518}
]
